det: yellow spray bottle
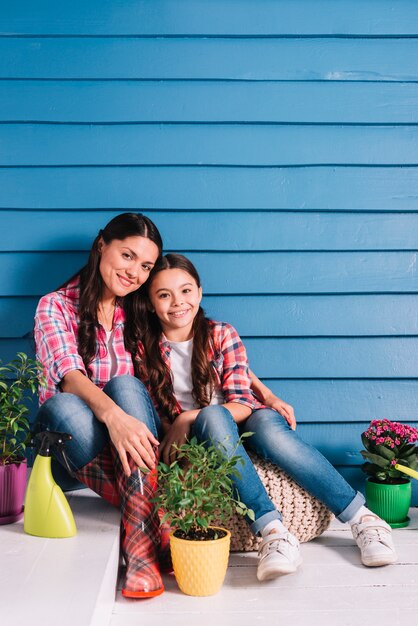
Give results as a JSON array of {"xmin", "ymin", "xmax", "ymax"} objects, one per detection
[{"xmin": 24, "ymin": 431, "xmax": 77, "ymax": 538}]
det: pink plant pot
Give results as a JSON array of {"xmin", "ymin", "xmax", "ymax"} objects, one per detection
[{"xmin": 0, "ymin": 460, "xmax": 27, "ymax": 525}]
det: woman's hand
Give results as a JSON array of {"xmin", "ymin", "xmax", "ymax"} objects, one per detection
[
  {"xmin": 264, "ymin": 393, "xmax": 297, "ymax": 430},
  {"xmin": 159, "ymin": 411, "xmax": 196, "ymax": 465},
  {"xmin": 60, "ymin": 370, "xmax": 159, "ymax": 475},
  {"xmin": 103, "ymin": 405, "xmax": 160, "ymax": 476}
]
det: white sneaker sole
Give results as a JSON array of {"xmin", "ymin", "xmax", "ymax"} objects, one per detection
[
  {"xmin": 362, "ymin": 553, "xmax": 397, "ymax": 567},
  {"xmin": 257, "ymin": 555, "xmax": 303, "ymax": 581}
]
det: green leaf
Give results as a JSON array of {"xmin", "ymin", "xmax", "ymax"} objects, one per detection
[
  {"xmin": 360, "ymin": 451, "xmax": 390, "ymax": 468},
  {"xmin": 246, "ymin": 508, "xmax": 255, "ymax": 521},
  {"xmin": 375, "ymin": 445, "xmax": 396, "ymax": 461},
  {"xmin": 196, "ymin": 516, "xmax": 209, "ymax": 529}
]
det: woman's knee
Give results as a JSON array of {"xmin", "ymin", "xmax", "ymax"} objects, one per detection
[
  {"xmin": 104, "ymin": 374, "xmax": 147, "ymax": 399},
  {"xmin": 36, "ymin": 392, "xmax": 109, "ymax": 467},
  {"xmin": 36, "ymin": 392, "xmax": 91, "ymax": 431}
]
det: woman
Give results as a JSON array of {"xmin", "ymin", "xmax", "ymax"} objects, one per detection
[
  {"xmin": 139, "ymin": 253, "xmax": 397, "ymax": 582},
  {"xmin": 34, "ymin": 213, "xmax": 165, "ymax": 598},
  {"xmin": 34, "ymin": 213, "xmax": 287, "ymax": 598}
]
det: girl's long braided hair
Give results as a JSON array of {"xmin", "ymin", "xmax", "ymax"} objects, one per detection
[{"xmin": 139, "ymin": 253, "xmax": 217, "ymax": 421}]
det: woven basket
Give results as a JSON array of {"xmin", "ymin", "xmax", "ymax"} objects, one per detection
[{"xmin": 222, "ymin": 453, "xmax": 334, "ymax": 552}]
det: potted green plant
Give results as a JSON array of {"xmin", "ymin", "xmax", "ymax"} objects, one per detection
[
  {"xmin": 360, "ymin": 419, "xmax": 418, "ymax": 528},
  {"xmin": 154, "ymin": 434, "xmax": 254, "ymax": 596},
  {"xmin": 0, "ymin": 352, "xmax": 43, "ymax": 525}
]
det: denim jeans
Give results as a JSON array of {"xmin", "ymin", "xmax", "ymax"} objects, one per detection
[
  {"xmin": 192, "ymin": 405, "xmax": 365, "ymax": 536},
  {"xmin": 35, "ymin": 375, "xmax": 163, "ymax": 490}
]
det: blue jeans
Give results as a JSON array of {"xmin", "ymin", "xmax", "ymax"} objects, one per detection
[
  {"xmin": 35, "ymin": 375, "xmax": 163, "ymax": 490},
  {"xmin": 192, "ymin": 406, "xmax": 365, "ymax": 536}
]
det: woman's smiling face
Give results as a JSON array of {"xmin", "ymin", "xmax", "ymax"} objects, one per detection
[
  {"xmin": 98, "ymin": 235, "xmax": 160, "ymax": 300},
  {"xmin": 148, "ymin": 268, "xmax": 202, "ymax": 341}
]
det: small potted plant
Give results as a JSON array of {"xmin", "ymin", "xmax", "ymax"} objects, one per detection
[
  {"xmin": 154, "ymin": 434, "xmax": 254, "ymax": 596},
  {"xmin": 0, "ymin": 353, "xmax": 43, "ymax": 525},
  {"xmin": 360, "ymin": 419, "xmax": 418, "ymax": 528}
]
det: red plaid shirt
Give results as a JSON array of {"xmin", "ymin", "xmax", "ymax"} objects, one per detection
[
  {"xmin": 142, "ymin": 320, "xmax": 263, "ymax": 420},
  {"xmin": 34, "ymin": 277, "xmax": 135, "ymax": 404}
]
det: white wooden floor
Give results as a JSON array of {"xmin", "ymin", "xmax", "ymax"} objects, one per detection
[
  {"xmin": 1, "ymin": 491, "xmax": 417, "ymax": 626},
  {"xmin": 0, "ymin": 489, "xmax": 120, "ymax": 626},
  {"xmin": 112, "ymin": 509, "xmax": 418, "ymax": 626}
]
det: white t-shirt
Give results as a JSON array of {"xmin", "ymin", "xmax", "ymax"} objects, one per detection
[{"xmin": 168, "ymin": 338, "xmax": 224, "ymax": 411}]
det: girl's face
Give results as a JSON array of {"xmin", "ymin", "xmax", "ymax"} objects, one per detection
[
  {"xmin": 148, "ymin": 268, "xmax": 202, "ymax": 341},
  {"xmin": 98, "ymin": 235, "xmax": 160, "ymax": 301}
]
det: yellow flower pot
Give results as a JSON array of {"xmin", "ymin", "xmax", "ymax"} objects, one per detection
[{"xmin": 170, "ymin": 527, "xmax": 231, "ymax": 596}]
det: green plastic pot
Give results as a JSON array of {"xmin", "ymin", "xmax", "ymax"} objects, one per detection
[{"xmin": 365, "ymin": 478, "xmax": 411, "ymax": 528}]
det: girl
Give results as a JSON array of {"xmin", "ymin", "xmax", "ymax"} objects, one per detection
[{"xmin": 140, "ymin": 253, "xmax": 397, "ymax": 581}]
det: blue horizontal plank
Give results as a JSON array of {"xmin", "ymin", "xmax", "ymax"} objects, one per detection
[
  {"xmin": 1, "ymin": 38, "xmax": 417, "ymax": 81},
  {"xmin": 3, "ymin": 210, "xmax": 418, "ymax": 252},
  {"xmin": 0, "ymin": 251, "xmax": 417, "ymax": 296},
  {"xmin": 1, "ymin": 167, "xmax": 417, "ymax": 210},
  {"xmin": 261, "ymin": 380, "xmax": 418, "ymax": 424},
  {"xmin": 3, "ymin": 294, "xmax": 418, "ymax": 339},
  {"xmin": 296, "ymin": 422, "xmax": 369, "ymax": 465},
  {"xmin": 3, "ymin": 124, "xmax": 417, "ymax": 166},
  {"xmin": 2, "ymin": 336, "xmax": 418, "ymax": 378},
  {"xmin": 2, "ymin": 1, "xmax": 417, "ymax": 36},
  {"xmin": 2, "ymin": 81, "xmax": 418, "ymax": 124},
  {"xmin": 205, "ymin": 295, "xmax": 418, "ymax": 336},
  {"xmin": 245, "ymin": 337, "xmax": 418, "ymax": 378}
]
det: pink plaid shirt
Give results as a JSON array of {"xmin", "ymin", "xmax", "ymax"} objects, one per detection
[
  {"xmin": 34, "ymin": 278, "xmax": 135, "ymax": 404},
  {"xmin": 142, "ymin": 320, "xmax": 263, "ymax": 420}
]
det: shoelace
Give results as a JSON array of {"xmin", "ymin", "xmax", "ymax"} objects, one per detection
[
  {"xmin": 259, "ymin": 534, "xmax": 298, "ymax": 558},
  {"xmin": 358, "ymin": 525, "xmax": 391, "ymax": 548}
]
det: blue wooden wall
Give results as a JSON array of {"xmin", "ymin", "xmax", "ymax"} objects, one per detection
[{"xmin": 1, "ymin": 1, "xmax": 418, "ymax": 501}]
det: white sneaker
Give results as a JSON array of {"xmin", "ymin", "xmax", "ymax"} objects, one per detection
[
  {"xmin": 257, "ymin": 531, "xmax": 302, "ymax": 581},
  {"xmin": 351, "ymin": 516, "xmax": 397, "ymax": 567}
]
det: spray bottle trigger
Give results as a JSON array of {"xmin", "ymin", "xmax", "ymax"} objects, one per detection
[{"xmin": 56, "ymin": 444, "xmax": 76, "ymax": 478}]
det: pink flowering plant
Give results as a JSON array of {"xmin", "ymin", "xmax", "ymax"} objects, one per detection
[{"xmin": 360, "ymin": 419, "xmax": 418, "ymax": 483}]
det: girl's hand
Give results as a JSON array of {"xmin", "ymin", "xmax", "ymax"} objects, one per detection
[
  {"xmin": 264, "ymin": 394, "xmax": 297, "ymax": 430},
  {"xmin": 159, "ymin": 411, "xmax": 196, "ymax": 465},
  {"xmin": 248, "ymin": 369, "xmax": 296, "ymax": 430},
  {"xmin": 103, "ymin": 406, "xmax": 160, "ymax": 475}
]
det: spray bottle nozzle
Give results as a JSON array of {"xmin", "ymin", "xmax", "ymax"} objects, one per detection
[{"xmin": 30, "ymin": 431, "xmax": 75, "ymax": 477}]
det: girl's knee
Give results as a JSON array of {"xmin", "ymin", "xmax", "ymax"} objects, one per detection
[
  {"xmin": 196, "ymin": 404, "xmax": 232, "ymax": 426},
  {"xmin": 194, "ymin": 405, "xmax": 238, "ymax": 443},
  {"xmin": 248, "ymin": 408, "xmax": 291, "ymax": 432}
]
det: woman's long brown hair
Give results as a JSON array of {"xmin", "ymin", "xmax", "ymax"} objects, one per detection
[
  {"xmin": 140, "ymin": 254, "xmax": 217, "ymax": 421},
  {"xmin": 60, "ymin": 212, "xmax": 163, "ymax": 377}
]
